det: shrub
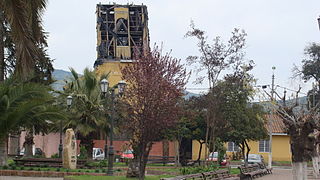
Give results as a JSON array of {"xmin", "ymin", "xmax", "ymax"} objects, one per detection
[
  {"xmin": 7, "ymin": 159, "xmax": 15, "ymax": 167},
  {"xmin": 51, "ymin": 153, "xmax": 59, "ymax": 158},
  {"xmin": 20, "ymin": 167, "xmax": 24, "ymax": 170},
  {"xmin": 95, "ymin": 169, "xmax": 100, "ymax": 173},
  {"xmin": 78, "ymin": 146, "xmax": 88, "ymax": 160},
  {"xmin": 180, "ymin": 165, "xmax": 219, "ymax": 175},
  {"xmin": 10, "ymin": 166, "xmax": 16, "ymax": 170},
  {"xmin": 2, "ymin": 165, "xmax": 8, "ymax": 169},
  {"xmin": 56, "ymin": 168, "xmax": 60, "ymax": 172},
  {"xmin": 99, "ymin": 160, "xmax": 107, "ymax": 167},
  {"xmin": 29, "ymin": 167, "xmax": 34, "ymax": 171}
]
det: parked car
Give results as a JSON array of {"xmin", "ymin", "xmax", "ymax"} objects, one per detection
[
  {"xmin": 242, "ymin": 154, "xmax": 265, "ymax": 164},
  {"xmin": 206, "ymin": 152, "xmax": 228, "ymax": 166},
  {"xmin": 120, "ymin": 149, "xmax": 134, "ymax": 162},
  {"xmin": 93, "ymin": 148, "xmax": 105, "ymax": 160}
]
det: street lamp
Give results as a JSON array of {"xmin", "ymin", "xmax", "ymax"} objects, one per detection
[
  {"xmin": 59, "ymin": 95, "xmax": 72, "ymax": 158},
  {"xmin": 100, "ymin": 78, "xmax": 126, "ymax": 176},
  {"xmin": 100, "ymin": 78, "xmax": 109, "ymax": 161}
]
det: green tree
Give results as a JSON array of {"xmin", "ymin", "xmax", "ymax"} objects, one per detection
[
  {"xmin": 186, "ymin": 22, "xmax": 248, "ymax": 159},
  {"xmin": 0, "ymin": 0, "xmax": 53, "ymax": 82},
  {"xmin": 63, "ymin": 68, "xmax": 109, "ymax": 159},
  {"xmin": 217, "ymin": 66, "xmax": 267, "ymax": 166},
  {"xmin": 0, "ymin": 78, "xmax": 65, "ymax": 164}
]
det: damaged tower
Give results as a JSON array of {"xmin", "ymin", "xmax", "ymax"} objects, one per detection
[{"xmin": 94, "ymin": 3, "xmax": 149, "ymax": 67}]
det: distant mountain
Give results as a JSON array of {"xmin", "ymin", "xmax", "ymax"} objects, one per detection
[
  {"xmin": 184, "ymin": 91, "xmax": 200, "ymax": 99},
  {"xmin": 51, "ymin": 69, "xmax": 200, "ymax": 98},
  {"xmin": 52, "ymin": 69, "xmax": 72, "ymax": 81},
  {"xmin": 51, "ymin": 69, "xmax": 73, "ymax": 91}
]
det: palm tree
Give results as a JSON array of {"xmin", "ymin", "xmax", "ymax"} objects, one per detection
[
  {"xmin": 0, "ymin": 0, "xmax": 50, "ymax": 81},
  {"xmin": 0, "ymin": 78, "xmax": 65, "ymax": 164},
  {"xmin": 63, "ymin": 68, "xmax": 110, "ymax": 159}
]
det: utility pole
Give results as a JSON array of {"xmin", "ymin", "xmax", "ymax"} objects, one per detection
[{"xmin": 268, "ymin": 66, "xmax": 275, "ymax": 169}]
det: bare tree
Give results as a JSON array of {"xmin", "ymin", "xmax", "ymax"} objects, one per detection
[
  {"xmin": 121, "ymin": 47, "xmax": 188, "ymax": 180},
  {"xmin": 271, "ymin": 89, "xmax": 320, "ymax": 180}
]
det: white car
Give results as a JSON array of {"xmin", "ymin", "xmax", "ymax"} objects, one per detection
[
  {"xmin": 242, "ymin": 154, "xmax": 265, "ymax": 164},
  {"xmin": 93, "ymin": 148, "xmax": 105, "ymax": 160}
]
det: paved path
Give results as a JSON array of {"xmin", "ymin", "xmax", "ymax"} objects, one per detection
[
  {"xmin": 257, "ymin": 169, "xmax": 293, "ymax": 180},
  {"xmin": 0, "ymin": 177, "xmax": 62, "ymax": 180},
  {"xmin": 257, "ymin": 168, "xmax": 318, "ymax": 180}
]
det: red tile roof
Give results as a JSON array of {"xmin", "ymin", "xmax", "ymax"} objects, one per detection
[{"xmin": 265, "ymin": 114, "xmax": 287, "ymax": 134}]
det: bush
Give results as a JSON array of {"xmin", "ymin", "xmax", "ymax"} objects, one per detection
[
  {"xmin": 10, "ymin": 166, "xmax": 16, "ymax": 170},
  {"xmin": 99, "ymin": 160, "xmax": 107, "ymax": 167},
  {"xmin": 2, "ymin": 165, "xmax": 8, "ymax": 169},
  {"xmin": 78, "ymin": 146, "xmax": 88, "ymax": 160},
  {"xmin": 7, "ymin": 159, "xmax": 15, "ymax": 167},
  {"xmin": 29, "ymin": 167, "xmax": 34, "ymax": 171},
  {"xmin": 20, "ymin": 167, "xmax": 24, "ymax": 170},
  {"xmin": 180, "ymin": 164, "xmax": 219, "ymax": 175},
  {"xmin": 95, "ymin": 169, "xmax": 100, "ymax": 173},
  {"xmin": 56, "ymin": 168, "xmax": 60, "ymax": 172},
  {"xmin": 51, "ymin": 153, "xmax": 59, "ymax": 159}
]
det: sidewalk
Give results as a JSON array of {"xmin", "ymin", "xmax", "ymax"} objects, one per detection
[{"xmin": 257, "ymin": 168, "xmax": 318, "ymax": 180}]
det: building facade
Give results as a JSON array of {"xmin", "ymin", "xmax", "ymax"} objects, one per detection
[{"xmin": 192, "ymin": 114, "xmax": 292, "ymax": 162}]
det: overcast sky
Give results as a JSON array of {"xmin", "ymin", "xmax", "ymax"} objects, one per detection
[{"xmin": 43, "ymin": 0, "xmax": 320, "ymax": 98}]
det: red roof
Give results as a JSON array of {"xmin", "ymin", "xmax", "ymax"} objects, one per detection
[{"xmin": 265, "ymin": 114, "xmax": 287, "ymax": 134}]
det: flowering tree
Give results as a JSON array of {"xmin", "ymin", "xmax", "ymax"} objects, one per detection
[{"xmin": 121, "ymin": 47, "xmax": 188, "ymax": 179}]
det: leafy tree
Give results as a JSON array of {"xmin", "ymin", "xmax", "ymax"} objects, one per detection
[
  {"xmin": 186, "ymin": 22, "xmax": 248, "ymax": 158},
  {"xmin": 0, "ymin": 0, "xmax": 53, "ymax": 82},
  {"xmin": 0, "ymin": 78, "xmax": 65, "ymax": 164},
  {"xmin": 121, "ymin": 47, "xmax": 188, "ymax": 179},
  {"xmin": 63, "ymin": 68, "xmax": 109, "ymax": 159},
  {"xmin": 216, "ymin": 65, "xmax": 267, "ymax": 166}
]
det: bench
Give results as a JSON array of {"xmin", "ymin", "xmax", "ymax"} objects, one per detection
[
  {"xmin": 13, "ymin": 158, "xmax": 86, "ymax": 168},
  {"xmin": 238, "ymin": 164, "xmax": 265, "ymax": 179},
  {"xmin": 161, "ymin": 169, "xmax": 240, "ymax": 180},
  {"xmin": 147, "ymin": 156, "xmax": 175, "ymax": 165},
  {"xmin": 258, "ymin": 163, "xmax": 272, "ymax": 174}
]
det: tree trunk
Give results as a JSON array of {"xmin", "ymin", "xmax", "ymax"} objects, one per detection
[
  {"xmin": 127, "ymin": 142, "xmax": 152, "ymax": 180},
  {"xmin": 162, "ymin": 140, "xmax": 169, "ymax": 163},
  {"xmin": 292, "ymin": 162, "xmax": 308, "ymax": 180},
  {"xmin": 240, "ymin": 142, "xmax": 247, "ymax": 167},
  {"xmin": 138, "ymin": 142, "xmax": 152, "ymax": 180},
  {"xmin": 244, "ymin": 140, "xmax": 250, "ymax": 166},
  {"xmin": 0, "ymin": 11, "xmax": 5, "ymax": 82},
  {"xmin": 0, "ymin": 138, "xmax": 7, "ymax": 166},
  {"xmin": 312, "ymin": 156, "xmax": 319, "ymax": 178},
  {"xmin": 197, "ymin": 141, "xmax": 203, "ymax": 163},
  {"xmin": 24, "ymin": 132, "xmax": 34, "ymax": 157}
]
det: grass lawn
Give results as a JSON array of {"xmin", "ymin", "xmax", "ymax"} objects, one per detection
[{"xmin": 65, "ymin": 175, "xmax": 174, "ymax": 180}]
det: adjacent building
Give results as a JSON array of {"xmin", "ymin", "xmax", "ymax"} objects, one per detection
[{"xmin": 192, "ymin": 114, "xmax": 292, "ymax": 162}]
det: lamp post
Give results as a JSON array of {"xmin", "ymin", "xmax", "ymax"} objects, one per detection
[
  {"xmin": 317, "ymin": 16, "xmax": 320, "ymax": 31},
  {"xmin": 100, "ymin": 79, "xmax": 126, "ymax": 176},
  {"xmin": 100, "ymin": 79, "xmax": 109, "ymax": 160},
  {"xmin": 59, "ymin": 95, "xmax": 72, "ymax": 158}
]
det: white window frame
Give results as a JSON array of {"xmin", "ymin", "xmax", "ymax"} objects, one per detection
[
  {"xmin": 227, "ymin": 142, "xmax": 239, "ymax": 152},
  {"xmin": 259, "ymin": 140, "xmax": 270, "ymax": 152}
]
